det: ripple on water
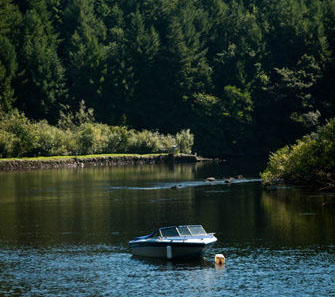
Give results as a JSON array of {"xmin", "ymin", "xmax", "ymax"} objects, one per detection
[
  {"xmin": 1, "ymin": 245, "xmax": 335, "ymax": 297},
  {"xmin": 107, "ymin": 178, "xmax": 261, "ymax": 191}
]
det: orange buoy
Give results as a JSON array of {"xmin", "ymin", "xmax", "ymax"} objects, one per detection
[{"xmin": 215, "ymin": 254, "xmax": 225, "ymax": 265}]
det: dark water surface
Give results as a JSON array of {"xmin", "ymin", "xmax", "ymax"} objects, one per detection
[{"xmin": 0, "ymin": 160, "xmax": 334, "ymax": 296}]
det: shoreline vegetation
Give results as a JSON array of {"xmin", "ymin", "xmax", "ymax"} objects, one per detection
[
  {"xmin": 261, "ymin": 119, "xmax": 335, "ymax": 190},
  {"xmin": 0, "ymin": 153, "xmax": 206, "ymax": 171},
  {"xmin": 0, "ymin": 109, "xmax": 194, "ymax": 159},
  {"xmin": 0, "ymin": 107, "xmax": 206, "ymax": 171}
]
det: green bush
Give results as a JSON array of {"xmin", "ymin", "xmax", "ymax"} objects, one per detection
[
  {"xmin": 261, "ymin": 118, "xmax": 335, "ymax": 186},
  {"xmin": 0, "ymin": 110, "xmax": 195, "ymax": 158},
  {"xmin": 0, "ymin": 110, "xmax": 33, "ymax": 157},
  {"xmin": 0, "ymin": 129, "xmax": 16, "ymax": 158},
  {"xmin": 29, "ymin": 121, "xmax": 77, "ymax": 156},
  {"xmin": 105, "ymin": 126, "xmax": 130, "ymax": 153},
  {"xmin": 77, "ymin": 123, "xmax": 110, "ymax": 155},
  {"xmin": 176, "ymin": 129, "xmax": 194, "ymax": 154},
  {"xmin": 127, "ymin": 130, "xmax": 164, "ymax": 154}
]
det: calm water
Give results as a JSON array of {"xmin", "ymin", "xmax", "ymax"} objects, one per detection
[{"xmin": 0, "ymin": 160, "xmax": 334, "ymax": 297}]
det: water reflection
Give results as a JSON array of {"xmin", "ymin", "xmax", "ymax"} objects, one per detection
[
  {"xmin": 262, "ymin": 188, "xmax": 335, "ymax": 246},
  {"xmin": 0, "ymin": 163, "xmax": 334, "ymax": 248},
  {"xmin": 0, "ymin": 160, "xmax": 335, "ymax": 296}
]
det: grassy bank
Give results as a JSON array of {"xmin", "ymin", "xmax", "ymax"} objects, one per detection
[
  {"xmin": 261, "ymin": 118, "xmax": 335, "ymax": 190},
  {"xmin": 0, "ymin": 153, "xmax": 199, "ymax": 171},
  {"xmin": 0, "ymin": 153, "xmax": 166, "ymax": 162}
]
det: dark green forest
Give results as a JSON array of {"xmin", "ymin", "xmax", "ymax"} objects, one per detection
[{"xmin": 1, "ymin": 0, "xmax": 335, "ymax": 157}]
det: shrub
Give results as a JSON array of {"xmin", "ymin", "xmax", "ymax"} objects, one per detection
[
  {"xmin": 261, "ymin": 118, "xmax": 335, "ymax": 186},
  {"xmin": 0, "ymin": 110, "xmax": 195, "ymax": 158},
  {"xmin": 176, "ymin": 129, "xmax": 194, "ymax": 154},
  {"xmin": 127, "ymin": 130, "xmax": 163, "ymax": 154},
  {"xmin": 106, "ymin": 126, "xmax": 130, "ymax": 153},
  {"xmin": 28, "ymin": 121, "xmax": 77, "ymax": 156},
  {"xmin": 77, "ymin": 123, "xmax": 110, "ymax": 155},
  {"xmin": 0, "ymin": 129, "xmax": 16, "ymax": 157},
  {"xmin": 0, "ymin": 110, "xmax": 34, "ymax": 157}
]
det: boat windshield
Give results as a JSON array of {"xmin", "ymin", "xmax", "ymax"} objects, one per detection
[
  {"xmin": 159, "ymin": 225, "xmax": 208, "ymax": 237},
  {"xmin": 188, "ymin": 225, "xmax": 207, "ymax": 235},
  {"xmin": 177, "ymin": 226, "xmax": 191, "ymax": 236},
  {"xmin": 151, "ymin": 230, "xmax": 160, "ymax": 238},
  {"xmin": 160, "ymin": 227, "xmax": 179, "ymax": 237}
]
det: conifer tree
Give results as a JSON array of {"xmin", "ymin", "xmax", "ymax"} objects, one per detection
[
  {"xmin": 124, "ymin": 8, "xmax": 161, "ymax": 128},
  {"xmin": 15, "ymin": 1, "xmax": 67, "ymax": 122},
  {"xmin": 0, "ymin": 36, "xmax": 17, "ymax": 112},
  {"xmin": 0, "ymin": 0, "xmax": 21, "ymax": 112},
  {"xmin": 64, "ymin": 0, "xmax": 107, "ymax": 116}
]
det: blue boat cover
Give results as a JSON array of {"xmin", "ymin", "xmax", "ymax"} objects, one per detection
[{"xmin": 132, "ymin": 231, "xmax": 157, "ymax": 240}]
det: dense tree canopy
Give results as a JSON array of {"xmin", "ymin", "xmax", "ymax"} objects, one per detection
[{"xmin": 1, "ymin": 0, "xmax": 335, "ymax": 156}]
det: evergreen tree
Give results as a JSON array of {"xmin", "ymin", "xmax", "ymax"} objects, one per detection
[
  {"xmin": 148, "ymin": 0, "xmax": 212, "ymax": 132},
  {"xmin": 63, "ymin": 0, "xmax": 107, "ymax": 117},
  {"xmin": 100, "ymin": 2, "xmax": 134, "ymax": 125},
  {"xmin": 0, "ymin": 0, "xmax": 21, "ymax": 112},
  {"xmin": 15, "ymin": 1, "xmax": 67, "ymax": 122},
  {"xmin": 212, "ymin": 1, "xmax": 264, "ymax": 92},
  {"xmin": 124, "ymin": 8, "xmax": 161, "ymax": 128},
  {"xmin": 0, "ymin": 36, "xmax": 17, "ymax": 112},
  {"xmin": 319, "ymin": 0, "xmax": 335, "ymax": 119}
]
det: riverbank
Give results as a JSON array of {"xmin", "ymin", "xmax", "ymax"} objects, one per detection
[{"xmin": 0, "ymin": 154, "xmax": 210, "ymax": 171}]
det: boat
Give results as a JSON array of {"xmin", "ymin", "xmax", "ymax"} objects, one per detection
[{"xmin": 129, "ymin": 225, "xmax": 217, "ymax": 259}]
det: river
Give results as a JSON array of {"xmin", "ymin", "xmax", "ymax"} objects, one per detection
[{"xmin": 0, "ymin": 160, "xmax": 334, "ymax": 296}]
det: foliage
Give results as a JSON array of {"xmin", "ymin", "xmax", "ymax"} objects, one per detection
[
  {"xmin": 58, "ymin": 100, "xmax": 94, "ymax": 130},
  {"xmin": 176, "ymin": 129, "xmax": 194, "ymax": 154},
  {"xmin": 0, "ymin": 110, "xmax": 71, "ymax": 157},
  {"xmin": 0, "ymin": 128, "xmax": 16, "ymax": 158},
  {"xmin": 0, "ymin": 110, "xmax": 193, "ymax": 158},
  {"xmin": 261, "ymin": 118, "xmax": 335, "ymax": 189},
  {"xmin": 0, "ymin": 0, "xmax": 21, "ymax": 112},
  {"xmin": 1, "ymin": 0, "xmax": 335, "ymax": 156},
  {"xmin": 127, "ymin": 130, "xmax": 171, "ymax": 154},
  {"xmin": 15, "ymin": 2, "xmax": 67, "ymax": 121}
]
